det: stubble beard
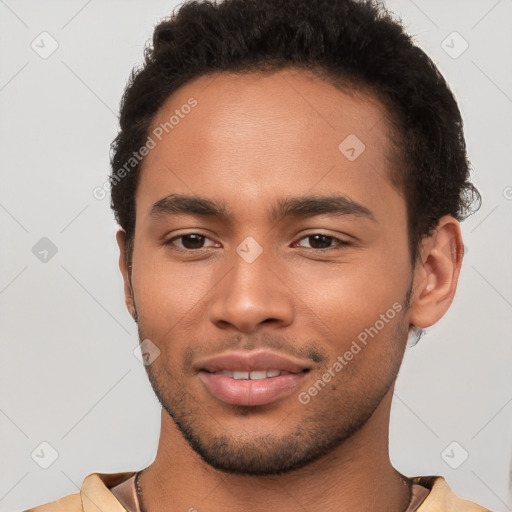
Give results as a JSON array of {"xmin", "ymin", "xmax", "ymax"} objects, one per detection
[{"xmin": 139, "ymin": 316, "xmax": 409, "ymax": 476}]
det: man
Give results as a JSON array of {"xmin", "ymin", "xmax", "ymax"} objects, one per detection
[{"xmin": 26, "ymin": 0, "xmax": 488, "ymax": 510}]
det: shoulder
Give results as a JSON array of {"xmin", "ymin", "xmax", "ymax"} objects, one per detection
[
  {"xmin": 23, "ymin": 493, "xmax": 82, "ymax": 512},
  {"xmin": 413, "ymin": 475, "xmax": 491, "ymax": 511},
  {"xmin": 22, "ymin": 471, "xmax": 137, "ymax": 512}
]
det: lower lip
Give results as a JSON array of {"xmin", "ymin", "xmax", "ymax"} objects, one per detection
[{"xmin": 199, "ymin": 371, "xmax": 307, "ymax": 406}]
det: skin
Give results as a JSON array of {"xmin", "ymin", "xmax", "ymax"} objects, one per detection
[{"xmin": 116, "ymin": 68, "xmax": 464, "ymax": 512}]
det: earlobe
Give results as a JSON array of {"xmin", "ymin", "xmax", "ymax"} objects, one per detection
[
  {"xmin": 408, "ymin": 216, "xmax": 464, "ymax": 329},
  {"xmin": 115, "ymin": 228, "xmax": 137, "ymax": 320}
]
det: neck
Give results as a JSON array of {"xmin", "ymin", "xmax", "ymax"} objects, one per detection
[{"xmin": 138, "ymin": 387, "xmax": 411, "ymax": 512}]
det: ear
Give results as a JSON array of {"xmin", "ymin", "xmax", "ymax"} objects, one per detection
[
  {"xmin": 116, "ymin": 228, "xmax": 137, "ymax": 320},
  {"xmin": 408, "ymin": 215, "xmax": 464, "ymax": 329}
]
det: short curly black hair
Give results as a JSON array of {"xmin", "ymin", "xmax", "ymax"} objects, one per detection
[{"xmin": 109, "ymin": 0, "xmax": 481, "ymax": 266}]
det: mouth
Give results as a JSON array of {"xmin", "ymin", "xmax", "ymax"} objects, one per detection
[
  {"xmin": 195, "ymin": 350, "xmax": 312, "ymax": 406},
  {"xmin": 202, "ymin": 369, "xmax": 303, "ymax": 379}
]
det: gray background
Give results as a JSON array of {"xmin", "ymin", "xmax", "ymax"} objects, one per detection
[{"xmin": 1, "ymin": 0, "xmax": 511, "ymax": 510}]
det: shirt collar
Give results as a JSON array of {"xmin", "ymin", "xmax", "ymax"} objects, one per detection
[{"xmin": 81, "ymin": 471, "xmax": 137, "ymax": 511}]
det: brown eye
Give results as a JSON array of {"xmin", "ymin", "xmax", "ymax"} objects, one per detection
[
  {"xmin": 296, "ymin": 234, "xmax": 351, "ymax": 251},
  {"xmin": 180, "ymin": 234, "xmax": 206, "ymax": 249},
  {"xmin": 165, "ymin": 233, "xmax": 218, "ymax": 251}
]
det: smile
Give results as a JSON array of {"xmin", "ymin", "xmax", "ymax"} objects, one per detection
[
  {"xmin": 204, "ymin": 369, "xmax": 295, "ymax": 379},
  {"xmin": 195, "ymin": 350, "xmax": 312, "ymax": 406}
]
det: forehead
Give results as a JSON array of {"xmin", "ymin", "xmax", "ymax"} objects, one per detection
[{"xmin": 136, "ymin": 68, "xmax": 403, "ymax": 225}]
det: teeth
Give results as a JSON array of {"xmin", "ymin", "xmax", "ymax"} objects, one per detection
[
  {"xmin": 215, "ymin": 370, "xmax": 285, "ymax": 379},
  {"xmin": 249, "ymin": 371, "xmax": 267, "ymax": 380}
]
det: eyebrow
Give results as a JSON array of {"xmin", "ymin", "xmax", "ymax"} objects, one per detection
[{"xmin": 150, "ymin": 193, "xmax": 376, "ymax": 224}]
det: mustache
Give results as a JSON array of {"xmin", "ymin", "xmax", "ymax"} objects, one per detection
[{"xmin": 182, "ymin": 333, "xmax": 328, "ymax": 368}]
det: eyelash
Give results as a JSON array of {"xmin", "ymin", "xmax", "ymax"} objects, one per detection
[{"xmin": 163, "ymin": 233, "xmax": 351, "ymax": 252}]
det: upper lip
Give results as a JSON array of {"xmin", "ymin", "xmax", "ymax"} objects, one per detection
[{"xmin": 194, "ymin": 350, "xmax": 312, "ymax": 374}]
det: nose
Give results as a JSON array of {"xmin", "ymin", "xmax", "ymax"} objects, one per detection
[{"xmin": 208, "ymin": 246, "xmax": 294, "ymax": 334}]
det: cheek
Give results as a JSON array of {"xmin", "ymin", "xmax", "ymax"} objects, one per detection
[
  {"xmin": 287, "ymin": 260, "xmax": 410, "ymax": 382},
  {"xmin": 290, "ymin": 253, "xmax": 409, "ymax": 336},
  {"xmin": 131, "ymin": 249, "xmax": 198, "ymax": 321},
  {"xmin": 131, "ymin": 246, "xmax": 230, "ymax": 347}
]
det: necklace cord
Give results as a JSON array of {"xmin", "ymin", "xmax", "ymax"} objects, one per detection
[
  {"xmin": 135, "ymin": 470, "xmax": 147, "ymax": 512},
  {"xmin": 134, "ymin": 469, "xmax": 414, "ymax": 512}
]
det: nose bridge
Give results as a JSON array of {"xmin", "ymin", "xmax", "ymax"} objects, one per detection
[{"xmin": 208, "ymin": 238, "xmax": 294, "ymax": 332}]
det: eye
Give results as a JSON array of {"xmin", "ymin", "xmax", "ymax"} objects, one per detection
[
  {"xmin": 164, "ymin": 233, "xmax": 219, "ymax": 251},
  {"xmin": 295, "ymin": 234, "xmax": 351, "ymax": 251},
  {"xmin": 163, "ymin": 232, "xmax": 351, "ymax": 252}
]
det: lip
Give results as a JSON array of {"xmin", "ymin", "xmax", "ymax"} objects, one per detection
[
  {"xmin": 195, "ymin": 350, "xmax": 311, "ymax": 406},
  {"xmin": 199, "ymin": 371, "xmax": 308, "ymax": 406},
  {"xmin": 194, "ymin": 349, "xmax": 312, "ymax": 374}
]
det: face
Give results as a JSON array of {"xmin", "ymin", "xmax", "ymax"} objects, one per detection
[{"xmin": 121, "ymin": 69, "xmax": 416, "ymax": 475}]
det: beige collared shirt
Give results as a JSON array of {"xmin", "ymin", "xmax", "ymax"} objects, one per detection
[{"xmin": 24, "ymin": 471, "xmax": 491, "ymax": 511}]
